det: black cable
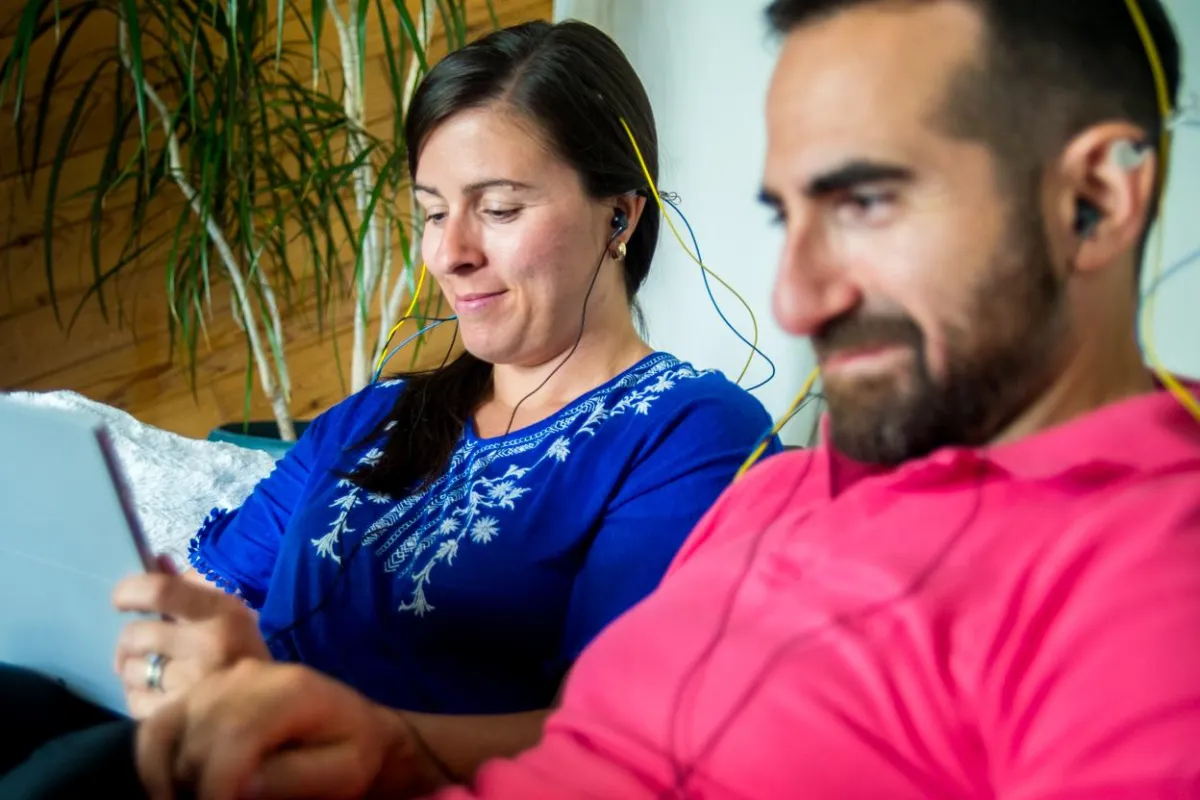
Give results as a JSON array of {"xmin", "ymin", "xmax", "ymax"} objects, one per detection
[{"xmin": 662, "ymin": 442, "xmax": 820, "ymax": 795}]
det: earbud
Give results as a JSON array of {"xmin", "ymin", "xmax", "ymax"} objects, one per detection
[
  {"xmin": 1074, "ymin": 198, "xmax": 1103, "ymax": 238},
  {"xmin": 1110, "ymin": 138, "xmax": 1151, "ymax": 171},
  {"xmin": 611, "ymin": 208, "xmax": 629, "ymax": 237}
]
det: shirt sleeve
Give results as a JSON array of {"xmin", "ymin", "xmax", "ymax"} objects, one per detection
[
  {"xmin": 989, "ymin": 471, "xmax": 1200, "ymax": 799},
  {"xmin": 555, "ymin": 387, "xmax": 778, "ymax": 665},
  {"xmin": 187, "ymin": 400, "xmax": 350, "ymax": 610}
]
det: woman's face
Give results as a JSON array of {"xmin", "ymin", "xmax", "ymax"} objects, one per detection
[{"xmin": 414, "ymin": 106, "xmax": 629, "ymax": 368}]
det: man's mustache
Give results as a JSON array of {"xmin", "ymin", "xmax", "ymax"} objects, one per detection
[{"xmin": 813, "ymin": 312, "xmax": 923, "ymax": 360}]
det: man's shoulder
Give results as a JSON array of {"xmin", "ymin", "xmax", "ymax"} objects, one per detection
[{"xmin": 667, "ymin": 447, "xmax": 828, "ymax": 567}]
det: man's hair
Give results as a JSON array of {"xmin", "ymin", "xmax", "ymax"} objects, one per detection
[{"xmin": 766, "ymin": 0, "xmax": 1182, "ymax": 238}]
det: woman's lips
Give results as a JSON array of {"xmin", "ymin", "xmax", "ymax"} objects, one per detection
[{"xmin": 454, "ymin": 290, "xmax": 507, "ymax": 313}]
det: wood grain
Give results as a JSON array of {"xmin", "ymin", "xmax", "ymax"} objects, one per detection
[{"xmin": 0, "ymin": 0, "xmax": 547, "ymax": 438}]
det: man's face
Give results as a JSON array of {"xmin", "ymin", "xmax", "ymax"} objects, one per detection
[{"xmin": 761, "ymin": 2, "xmax": 1069, "ymax": 465}]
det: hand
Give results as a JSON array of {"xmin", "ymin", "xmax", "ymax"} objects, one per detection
[
  {"xmin": 137, "ymin": 660, "xmax": 434, "ymax": 800},
  {"xmin": 114, "ymin": 558, "xmax": 271, "ymax": 719}
]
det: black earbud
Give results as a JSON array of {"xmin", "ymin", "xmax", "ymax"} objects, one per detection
[
  {"xmin": 1074, "ymin": 198, "xmax": 1103, "ymax": 239},
  {"xmin": 611, "ymin": 208, "xmax": 629, "ymax": 237}
]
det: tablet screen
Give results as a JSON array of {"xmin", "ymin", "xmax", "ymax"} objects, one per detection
[{"xmin": 0, "ymin": 397, "xmax": 153, "ymax": 715}]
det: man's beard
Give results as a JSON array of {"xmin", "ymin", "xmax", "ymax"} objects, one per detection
[{"xmin": 816, "ymin": 205, "xmax": 1069, "ymax": 467}]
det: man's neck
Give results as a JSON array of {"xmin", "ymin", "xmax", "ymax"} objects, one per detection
[{"xmin": 992, "ymin": 326, "xmax": 1154, "ymax": 446}]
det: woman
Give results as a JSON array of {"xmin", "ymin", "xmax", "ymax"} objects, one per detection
[{"xmin": 0, "ymin": 18, "xmax": 777, "ymax": 795}]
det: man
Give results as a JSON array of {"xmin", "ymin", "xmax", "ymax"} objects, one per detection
[{"xmin": 138, "ymin": 0, "xmax": 1200, "ymax": 797}]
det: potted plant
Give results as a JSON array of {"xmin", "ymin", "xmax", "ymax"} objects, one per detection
[{"xmin": 0, "ymin": 0, "xmax": 492, "ymax": 452}]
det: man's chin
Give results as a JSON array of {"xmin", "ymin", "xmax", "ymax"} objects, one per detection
[{"xmin": 823, "ymin": 381, "xmax": 933, "ymax": 466}]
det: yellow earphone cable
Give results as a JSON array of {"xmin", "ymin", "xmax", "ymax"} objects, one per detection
[
  {"xmin": 734, "ymin": 365, "xmax": 821, "ymax": 481},
  {"xmin": 618, "ymin": 118, "xmax": 764, "ymax": 385},
  {"xmin": 374, "ymin": 263, "xmax": 430, "ymax": 377},
  {"xmin": 1124, "ymin": 0, "xmax": 1200, "ymax": 422}
]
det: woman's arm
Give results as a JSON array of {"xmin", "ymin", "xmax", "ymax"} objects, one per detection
[{"xmin": 400, "ymin": 708, "xmax": 552, "ymax": 786}]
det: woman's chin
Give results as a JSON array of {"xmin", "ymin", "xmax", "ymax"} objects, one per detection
[{"xmin": 458, "ymin": 334, "xmax": 511, "ymax": 366}]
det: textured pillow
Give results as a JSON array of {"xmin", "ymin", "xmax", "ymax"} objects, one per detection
[{"xmin": 2, "ymin": 390, "xmax": 275, "ymax": 570}]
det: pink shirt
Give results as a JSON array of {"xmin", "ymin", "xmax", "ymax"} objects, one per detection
[{"xmin": 436, "ymin": 387, "xmax": 1200, "ymax": 799}]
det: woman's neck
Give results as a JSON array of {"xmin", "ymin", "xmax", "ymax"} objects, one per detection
[{"xmin": 482, "ymin": 320, "xmax": 651, "ymax": 437}]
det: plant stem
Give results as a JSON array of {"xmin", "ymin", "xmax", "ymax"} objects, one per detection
[
  {"xmin": 118, "ymin": 13, "xmax": 296, "ymax": 440},
  {"xmin": 330, "ymin": 0, "xmax": 384, "ymax": 391},
  {"xmin": 376, "ymin": 4, "xmax": 430, "ymax": 369}
]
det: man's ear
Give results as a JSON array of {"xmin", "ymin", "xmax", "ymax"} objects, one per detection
[{"xmin": 1055, "ymin": 122, "xmax": 1159, "ymax": 274}]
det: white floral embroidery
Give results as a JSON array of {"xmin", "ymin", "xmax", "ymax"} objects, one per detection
[
  {"xmin": 470, "ymin": 516, "xmax": 500, "ymax": 544},
  {"xmin": 310, "ymin": 448, "xmax": 381, "ymax": 562},
  {"xmin": 310, "ymin": 356, "xmax": 711, "ymax": 617},
  {"xmin": 546, "ymin": 436, "xmax": 570, "ymax": 462},
  {"xmin": 436, "ymin": 539, "xmax": 459, "ymax": 564}
]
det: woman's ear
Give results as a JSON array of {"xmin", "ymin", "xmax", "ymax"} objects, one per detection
[{"xmin": 611, "ymin": 192, "xmax": 648, "ymax": 243}]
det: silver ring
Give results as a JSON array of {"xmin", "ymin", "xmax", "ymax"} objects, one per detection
[{"xmin": 145, "ymin": 652, "xmax": 167, "ymax": 693}]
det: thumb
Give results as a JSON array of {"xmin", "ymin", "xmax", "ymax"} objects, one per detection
[{"xmin": 242, "ymin": 744, "xmax": 378, "ymax": 800}]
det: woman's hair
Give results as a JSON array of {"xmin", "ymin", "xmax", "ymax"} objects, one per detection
[{"xmin": 353, "ymin": 20, "xmax": 661, "ymax": 495}]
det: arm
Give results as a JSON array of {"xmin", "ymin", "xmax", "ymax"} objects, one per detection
[
  {"xmin": 557, "ymin": 391, "xmax": 776, "ymax": 663},
  {"xmin": 186, "ymin": 405, "xmax": 334, "ymax": 608},
  {"xmin": 137, "ymin": 494, "xmax": 746, "ymax": 800},
  {"xmin": 383, "ymin": 393, "xmax": 773, "ymax": 793}
]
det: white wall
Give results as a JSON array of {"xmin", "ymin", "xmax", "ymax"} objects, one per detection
[
  {"xmin": 1146, "ymin": 3, "xmax": 1200, "ymax": 379},
  {"xmin": 555, "ymin": 0, "xmax": 819, "ymax": 443},
  {"xmin": 554, "ymin": 0, "xmax": 1200, "ymax": 442}
]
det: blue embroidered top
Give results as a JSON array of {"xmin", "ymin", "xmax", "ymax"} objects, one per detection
[{"xmin": 190, "ymin": 352, "xmax": 778, "ymax": 714}]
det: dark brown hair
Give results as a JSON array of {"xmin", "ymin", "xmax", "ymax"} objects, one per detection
[{"xmin": 766, "ymin": 0, "xmax": 1181, "ymax": 254}]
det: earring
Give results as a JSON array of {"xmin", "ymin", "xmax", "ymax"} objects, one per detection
[{"xmin": 611, "ymin": 242, "xmax": 627, "ymax": 261}]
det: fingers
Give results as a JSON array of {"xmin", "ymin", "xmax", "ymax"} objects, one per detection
[
  {"xmin": 240, "ymin": 745, "xmax": 376, "ymax": 800},
  {"xmin": 138, "ymin": 700, "xmax": 185, "ymax": 800},
  {"xmin": 172, "ymin": 664, "xmax": 311, "ymax": 800},
  {"xmin": 114, "ymin": 573, "xmax": 227, "ymax": 620},
  {"xmin": 136, "ymin": 662, "xmax": 381, "ymax": 800},
  {"xmin": 127, "ymin": 688, "xmax": 174, "ymax": 722},
  {"xmin": 117, "ymin": 619, "xmax": 177, "ymax": 667},
  {"xmin": 187, "ymin": 723, "xmax": 264, "ymax": 800},
  {"xmin": 120, "ymin": 651, "xmax": 197, "ymax": 698}
]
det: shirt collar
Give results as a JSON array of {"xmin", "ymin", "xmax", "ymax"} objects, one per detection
[{"xmin": 819, "ymin": 381, "xmax": 1200, "ymax": 495}]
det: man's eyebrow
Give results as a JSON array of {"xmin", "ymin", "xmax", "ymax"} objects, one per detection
[
  {"xmin": 413, "ymin": 179, "xmax": 536, "ymax": 197},
  {"xmin": 804, "ymin": 161, "xmax": 914, "ymax": 197}
]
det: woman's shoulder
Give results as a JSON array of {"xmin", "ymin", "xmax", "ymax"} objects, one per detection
[
  {"xmin": 587, "ymin": 352, "xmax": 772, "ymax": 442},
  {"xmin": 299, "ymin": 380, "xmax": 407, "ymax": 456},
  {"xmin": 612, "ymin": 352, "xmax": 770, "ymax": 418}
]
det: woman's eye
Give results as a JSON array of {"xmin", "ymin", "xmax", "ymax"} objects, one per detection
[
  {"xmin": 482, "ymin": 208, "xmax": 519, "ymax": 222},
  {"xmin": 424, "ymin": 211, "xmax": 448, "ymax": 225}
]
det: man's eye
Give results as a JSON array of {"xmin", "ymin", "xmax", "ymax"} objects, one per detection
[{"xmin": 834, "ymin": 191, "xmax": 896, "ymax": 225}]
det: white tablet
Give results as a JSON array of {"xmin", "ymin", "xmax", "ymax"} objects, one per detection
[{"xmin": 0, "ymin": 395, "xmax": 156, "ymax": 715}]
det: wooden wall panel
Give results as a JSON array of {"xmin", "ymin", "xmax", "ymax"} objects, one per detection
[{"xmin": 0, "ymin": 0, "xmax": 550, "ymax": 439}]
